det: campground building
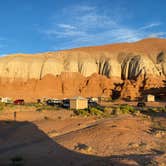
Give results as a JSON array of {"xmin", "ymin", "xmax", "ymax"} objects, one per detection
[{"xmin": 70, "ymin": 96, "xmax": 88, "ymax": 110}]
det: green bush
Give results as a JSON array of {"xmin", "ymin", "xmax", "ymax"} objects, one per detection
[
  {"xmin": 158, "ymin": 107, "xmax": 166, "ymax": 113},
  {"xmin": 74, "ymin": 105, "xmax": 140, "ymax": 117},
  {"xmin": 119, "ymin": 105, "xmax": 136, "ymax": 114},
  {"xmin": 148, "ymin": 108, "xmax": 158, "ymax": 113},
  {"xmin": 35, "ymin": 104, "xmax": 58, "ymax": 111},
  {"xmin": 103, "ymin": 107, "xmax": 114, "ymax": 114},
  {"xmin": 42, "ymin": 105, "xmax": 58, "ymax": 110},
  {"xmin": 111, "ymin": 105, "xmax": 138, "ymax": 115},
  {"xmin": 74, "ymin": 109, "xmax": 89, "ymax": 116},
  {"xmin": 6, "ymin": 103, "xmax": 15, "ymax": 108},
  {"xmin": 74, "ymin": 107, "xmax": 104, "ymax": 117},
  {"xmin": 89, "ymin": 107, "xmax": 103, "ymax": 116},
  {"xmin": 0, "ymin": 102, "xmax": 5, "ymax": 112},
  {"xmin": 36, "ymin": 108, "xmax": 43, "ymax": 112},
  {"xmin": 24, "ymin": 102, "xmax": 37, "ymax": 107},
  {"xmin": 112, "ymin": 108, "xmax": 122, "ymax": 115}
]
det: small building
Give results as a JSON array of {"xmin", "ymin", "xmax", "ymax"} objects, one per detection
[
  {"xmin": 146, "ymin": 94, "xmax": 155, "ymax": 102},
  {"xmin": 70, "ymin": 96, "xmax": 88, "ymax": 110},
  {"xmin": 1, "ymin": 97, "xmax": 12, "ymax": 103}
]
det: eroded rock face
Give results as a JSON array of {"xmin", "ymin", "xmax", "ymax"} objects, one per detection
[
  {"xmin": 156, "ymin": 51, "xmax": 166, "ymax": 75},
  {"xmin": 121, "ymin": 55, "xmax": 161, "ymax": 79},
  {"xmin": 0, "ymin": 38, "xmax": 165, "ymax": 100},
  {"xmin": 120, "ymin": 75, "xmax": 166, "ymax": 100},
  {"xmin": 0, "ymin": 38, "xmax": 166, "ymax": 81}
]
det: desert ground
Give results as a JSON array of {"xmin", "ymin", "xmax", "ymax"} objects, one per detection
[{"xmin": 0, "ymin": 101, "xmax": 165, "ymax": 166}]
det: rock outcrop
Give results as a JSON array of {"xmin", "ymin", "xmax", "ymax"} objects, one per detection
[
  {"xmin": 0, "ymin": 38, "xmax": 165, "ymax": 101},
  {"xmin": 0, "ymin": 73, "xmax": 121, "ymax": 101}
]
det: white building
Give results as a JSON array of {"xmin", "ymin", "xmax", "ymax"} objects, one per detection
[
  {"xmin": 146, "ymin": 94, "xmax": 155, "ymax": 102},
  {"xmin": 70, "ymin": 96, "xmax": 88, "ymax": 110}
]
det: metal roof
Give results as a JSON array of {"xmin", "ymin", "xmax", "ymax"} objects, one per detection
[{"xmin": 70, "ymin": 96, "xmax": 87, "ymax": 100}]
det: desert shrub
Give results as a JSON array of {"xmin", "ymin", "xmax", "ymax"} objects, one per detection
[
  {"xmin": 44, "ymin": 116, "xmax": 49, "ymax": 120},
  {"xmin": 5, "ymin": 120, "xmax": 12, "ymax": 124},
  {"xmin": 103, "ymin": 107, "xmax": 114, "ymax": 114},
  {"xmin": 89, "ymin": 107, "xmax": 103, "ymax": 116},
  {"xmin": 158, "ymin": 107, "xmax": 166, "ymax": 112},
  {"xmin": 0, "ymin": 106, "xmax": 4, "ymax": 112},
  {"xmin": 28, "ymin": 102, "xmax": 58, "ymax": 110},
  {"xmin": 120, "ymin": 108, "xmax": 130, "ymax": 114},
  {"xmin": 132, "ymin": 110, "xmax": 141, "ymax": 116},
  {"xmin": 74, "ymin": 107, "xmax": 116, "ymax": 117},
  {"xmin": 11, "ymin": 155, "xmax": 24, "ymax": 166},
  {"xmin": 148, "ymin": 107, "xmax": 158, "ymax": 113},
  {"xmin": 35, "ymin": 104, "xmax": 58, "ymax": 111},
  {"xmin": 162, "ymin": 107, "xmax": 166, "ymax": 112},
  {"xmin": 146, "ymin": 160, "xmax": 158, "ymax": 166},
  {"xmin": 74, "ymin": 109, "xmax": 89, "ymax": 116},
  {"xmin": 148, "ymin": 107, "xmax": 166, "ymax": 113},
  {"xmin": 112, "ymin": 108, "xmax": 122, "ymax": 115},
  {"xmin": 119, "ymin": 105, "xmax": 136, "ymax": 114},
  {"xmin": 36, "ymin": 108, "xmax": 43, "ymax": 112},
  {"xmin": 35, "ymin": 103, "xmax": 45, "ymax": 109},
  {"xmin": 24, "ymin": 102, "xmax": 39, "ymax": 107},
  {"xmin": 0, "ymin": 102, "xmax": 5, "ymax": 112},
  {"xmin": 42, "ymin": 105, "xmax": 58, "ymax": 110},
  {"xmin": 112, "ymin": 105, "xmax": 138, "ymax": 115},
  {"xmin": 58, "ymin": 116, "xmax": 62, "ymax": 119},
  {"xmin": 142, "ymin": 107, "xmax": 149, "ymax": 112},
  {"xmin": 6, "ymin": 103, "xmax": 15, "ymax": 108},
  {"xmin": 152, "ymin": 120, "xmax": 165, "ymax": 131},
  {"xmin": 74, "ymin": 143, "xmax": 93, "ymax": 153}
]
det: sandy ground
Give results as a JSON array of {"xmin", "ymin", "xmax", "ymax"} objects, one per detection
[{"xmin": 0, "ymin": 105, "xmax": 166, "ymax": 166}]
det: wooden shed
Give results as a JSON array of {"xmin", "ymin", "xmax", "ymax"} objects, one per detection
[
  {"xmin": 70, "ymin": 96, "xmax": 88, "ymax": 110},
  {"xmin": 146, "ymin": 94, "xmax": 155, "ymax": 102}
]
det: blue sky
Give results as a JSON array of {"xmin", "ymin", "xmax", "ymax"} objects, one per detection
[{"xmin": 0, "ymin": 0, "xmax": 166, "ymax": 55}]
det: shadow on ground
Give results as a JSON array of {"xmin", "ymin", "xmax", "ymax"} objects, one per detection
[
  {"xmin": 142, "ymin": 111, "xmax": 166, "ymax": 118},
  {"xmin": 0, "ymin": 120, "xmax": 163, "ymax": 166}
]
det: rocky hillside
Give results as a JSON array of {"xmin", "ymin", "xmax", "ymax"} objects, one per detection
[{"xmin": 0, "ymin": 38, "xmax": 165, "ymax": 101}]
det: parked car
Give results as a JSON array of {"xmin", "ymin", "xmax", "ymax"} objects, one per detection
[
  {"xmin": 88, "ymin": 101, "xmax": 104, "ymax": 111},
  {"xmin": 87, "ymin": 97, "xmax": 99, "ymax": 103},
  {"xmin": 88, "ymin": 101, "xmax": 98, "ymax": 107},
  {"xmin": 14, "ymin": 99, "xmax": 24, "ymax": 105},
  {"xmin": 137, "ymin": 101, "xmax": 146, "ymax": 107},
  {"xmin": 46, "ymin": 99, "xmax": 62, "ymax": 106},
  {"xmin": 62, "ymin": 99, "xmax": 70, "ymax": 108}
]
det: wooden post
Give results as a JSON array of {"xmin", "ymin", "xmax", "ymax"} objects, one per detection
[{"xmin": 14, "ymin": 111, "xmax": 16, "ymax": 121}]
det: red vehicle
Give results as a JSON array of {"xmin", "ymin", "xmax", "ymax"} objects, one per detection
[{"xmin": 14, "ymin": 99, "xmax": 24, "ymax": 105}]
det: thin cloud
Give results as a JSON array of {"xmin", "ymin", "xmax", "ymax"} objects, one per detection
[
  {"xmin": 43, "ymin": 5, "xmax": 166, "ymax": 49},
  {"xmin": 63, "ymin": 5, "xmax": 96, "ymax": 13},
  {"xmin": 148, "ymin": 32, "xmax": 166, "ymax": 38},
  {"xmin": 58, "ymin": 24, "xmax": 76, "ymax": 30},
  {"xmin": 140, "ymin": 22, "xmax": 161, "ymax": 30}
]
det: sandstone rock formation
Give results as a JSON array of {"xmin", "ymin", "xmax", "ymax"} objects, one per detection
[{"xmin": 0, "ymin": 38, "xmax": 165, "ymax": 101}]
